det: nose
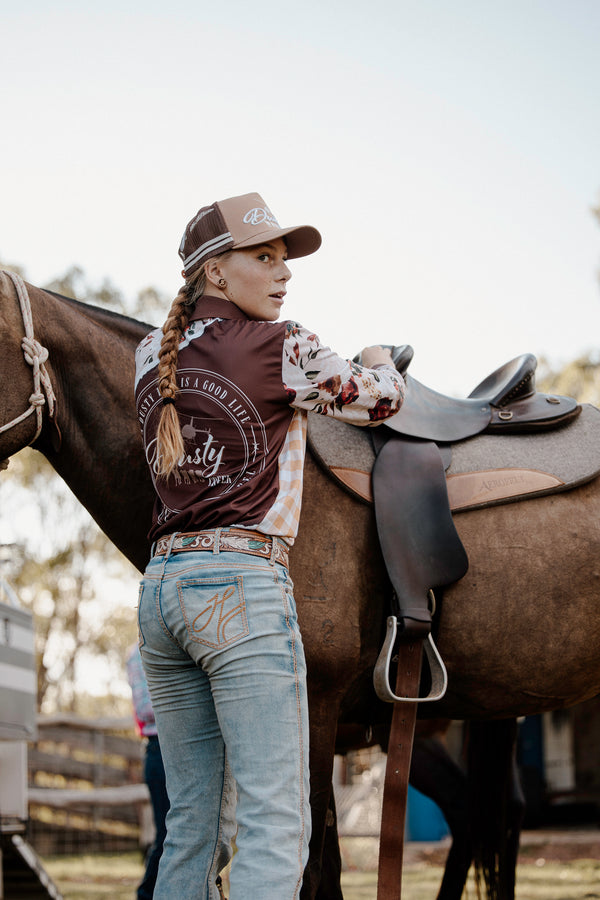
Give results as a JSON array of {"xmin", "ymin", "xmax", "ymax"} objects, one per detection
[{"xmin": 277, "ymin": 260, "xmax": 292, "ymax": 282}]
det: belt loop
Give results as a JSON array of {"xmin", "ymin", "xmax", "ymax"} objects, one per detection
[
  {"xmin": 269, "ymin": 536, "xmax": 278, "ymax": 567},
  {"xmin": 213, "ymin": 527, "xmax": 222, "ymax": 555},
  {"xmin": 160, "ymin": 532, "xmax": 179, "ymax": 576}
]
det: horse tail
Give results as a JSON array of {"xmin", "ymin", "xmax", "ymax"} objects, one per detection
[{"xmin": 467, "ymin": 718, "xmax": 526, "ymax": 900}]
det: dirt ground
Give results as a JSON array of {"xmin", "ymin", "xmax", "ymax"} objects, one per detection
[
  {"xmin": 339, "ymin": 825, "xmax": 600, "ymax": 869},
  {"xmin": 407, "ymin": 826, "xmax": 600, "ymax": 866},
  {"xmin": 42, "ymin": 827, "xmax": 600, "ymax": 899},
  {"xmin": 340, "ymin": 827, "xmax": 600, "ymax": 899}
]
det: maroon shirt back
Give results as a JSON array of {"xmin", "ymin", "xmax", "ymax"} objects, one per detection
[{"xmin": 135, "ymin": 297, "xmax": 294, "ymax": 542}]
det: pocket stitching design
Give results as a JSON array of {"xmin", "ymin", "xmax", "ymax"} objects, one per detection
[{"xmin": 177, "ymin": 575, "xmax": 250, "ymax": 649}]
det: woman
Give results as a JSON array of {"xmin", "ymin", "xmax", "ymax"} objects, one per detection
[{"xmin": 134, "ymin": 192, "xmax": 405, "ymax": 900}]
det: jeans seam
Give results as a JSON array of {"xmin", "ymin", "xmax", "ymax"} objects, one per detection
[
  {"xmin": 136, "ymin": 584, "xmax": 146, "ymax": 649},
  {"xmin": 279, "ymin": 581, "xmax": 307, "ymax": 898},
  {"xmin": 207, "ymin": 747, "xmax": 232, "ymax": 899},
  {"xmin": 154, "ymin": 581, "xmax": 183, "ymax": 648}
]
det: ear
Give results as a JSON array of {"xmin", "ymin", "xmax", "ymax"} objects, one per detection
[{"xmin": 204, "ymin": 258, "xmax": 224, "ymax": 290}]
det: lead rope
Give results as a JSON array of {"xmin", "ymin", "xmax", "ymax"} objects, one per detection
[{"xmin": 0, "ymin": 270, "xmax": 56, "ymax": 443}]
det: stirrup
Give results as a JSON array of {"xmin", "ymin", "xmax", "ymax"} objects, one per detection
[{"xmin": 373, "ymin": 615, "xmax": 448, "ymax": 703}]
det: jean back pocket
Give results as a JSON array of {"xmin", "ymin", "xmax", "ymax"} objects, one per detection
[{"xmin": 177, "ymin": 575, "xmax": 249, "ymax": 649}]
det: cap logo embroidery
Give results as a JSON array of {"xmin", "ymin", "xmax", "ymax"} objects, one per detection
[{"xmin": 243, "ymin": 207, "xmax": 280, "ymax": 229}]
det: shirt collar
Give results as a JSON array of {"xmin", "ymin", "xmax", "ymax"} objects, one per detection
[{"xmin": 189, "ymin": 295, "xmax": 249, "ymax": 322}]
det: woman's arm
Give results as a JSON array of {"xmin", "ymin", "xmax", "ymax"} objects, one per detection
[{"xmin": 282, "ymin": 324, "xmax": 405, "ymax": 425}]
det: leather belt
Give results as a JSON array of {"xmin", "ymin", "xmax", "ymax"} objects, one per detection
[{"xmin": 154, "ymin": 528, "xmax": 290, "ymax": 569}]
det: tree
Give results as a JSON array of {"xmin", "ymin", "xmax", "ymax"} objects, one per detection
[
  {"xmin": 536, "ymin": 196, "xmax": 600, "ymax": 404},
  {"xmin": 538, "ymin": 352, "xmax": 600, "ymax": 406},
  {"xmin": 42, "ymin": 264, "xmax": 168, "ymax": 321}
]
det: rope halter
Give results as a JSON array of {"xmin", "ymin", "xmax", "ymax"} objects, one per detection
[{"xmin": 0, "ymin": 270, "xmax": 57, "ymax": 445}]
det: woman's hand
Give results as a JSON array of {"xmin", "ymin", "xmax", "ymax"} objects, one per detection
[{"xmin": 360, "ymin": 345, "xmax": 395, "ymax": 369}]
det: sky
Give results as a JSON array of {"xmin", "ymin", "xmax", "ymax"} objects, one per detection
[{"xmin": 2, "ymin": 0, "xmax": 599, "ymax": 397}]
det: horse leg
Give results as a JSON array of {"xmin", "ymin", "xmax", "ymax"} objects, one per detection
[
  {"xmin": 300, "ymin": 692, "xmax": 343, "ymax": 900},
  {"xmin": 504, "ymin": 754, "xmax": 526, "ymax": 900},
  {"xmin": 314, "ymin": 790, "xmax": 344, "ymax": 900},
  {"xmin": 409, "ymin": 732, "xmax": 472, "ymax": 900},
  {"xmin": 467, "ymin": 718, "xmax": 523, "ymax": 900}
]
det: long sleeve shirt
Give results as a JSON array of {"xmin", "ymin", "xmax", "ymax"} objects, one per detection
[{"xmin": 135, "ymin": 296, "xmax": 404, "ymax": 544}]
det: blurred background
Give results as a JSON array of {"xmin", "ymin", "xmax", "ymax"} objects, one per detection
[{"xmin": 1, "ymin": 2, "xmax": 600, "ymax": 895}]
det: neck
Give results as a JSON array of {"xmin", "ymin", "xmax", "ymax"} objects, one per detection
[
  {"xmin": 30, "ymin": 289, "xmax": 155, "ymax": 571},
  {"xmin": 204, "ymin": 285, "xmax": 229, "ymax": 301},
  {"xmin": 192, "ymin": 295, "xmax": 249, "ymax": 320}
]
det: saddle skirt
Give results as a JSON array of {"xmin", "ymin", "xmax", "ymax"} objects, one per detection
[{"xmin": 307, "ymin": 402, "xmax": 600, "ymax": 512}]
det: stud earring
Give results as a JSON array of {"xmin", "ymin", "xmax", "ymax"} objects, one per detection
[{"xmin": 218, "ymin": 278, "xmax": 227, "ymax": 288}]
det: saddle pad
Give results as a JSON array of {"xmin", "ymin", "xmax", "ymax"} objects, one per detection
[{"xmin": 307, "ymin": 403, "xmax": 600, "ymax": 513}]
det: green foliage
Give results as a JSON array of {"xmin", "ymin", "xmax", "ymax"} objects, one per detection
[
  {"xmin": 0, "ymin": 257, "xmax": 169, "ymax": 321},
  {"xmin": 42, "ymin": 265, "xmax": 168, "ymax": 322},
  {"xmin": 538, "ymin": 352, "xmax": 600, "ymax": 406},
  {"xmin": 0, "ymin": 260, "xmax": 26, "ymax": 277},
  {"xmin": 131, "ymin": 285, "xmax": 168, "ymax": 323},
  {"xmin": 44, "ymin": 265, "xmax": 124, "ymax": 311}
]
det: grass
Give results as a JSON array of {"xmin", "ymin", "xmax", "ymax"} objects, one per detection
[
  {"xmin": 42, "ymin": 852, "xmax": 144, "ymax": 900},
  {"xmin": 42, "ymin": 852, "xmax": 374, "ymax": 898},
  {"xmin": 42, "ymin": 847, "xmax": 600, "ymax": 899}
]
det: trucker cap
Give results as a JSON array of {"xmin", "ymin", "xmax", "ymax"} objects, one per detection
[{"xmin": 179, "ymin": 192, "xmax": 322, "ymax": 277}]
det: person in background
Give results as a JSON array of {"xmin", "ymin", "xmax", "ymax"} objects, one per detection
[{"xmin": 126, "ymin": 642, "xmax": 170, "ymax": 900}]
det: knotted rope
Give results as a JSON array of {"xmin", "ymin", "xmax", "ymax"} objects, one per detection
[{"xmin": 0, "ymin": 270, "xmax": 57, "ymax": 445}]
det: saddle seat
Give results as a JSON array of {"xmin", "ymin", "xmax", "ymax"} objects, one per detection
[
  {"xmin": 390, "ymin": 343, "xmax": 536, "ymax": 404},
  {"xmin": 374, "ymin": 346, "xmax": 578, "ymax": 442}
]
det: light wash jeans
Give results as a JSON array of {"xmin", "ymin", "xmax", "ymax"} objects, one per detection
[{"xmin": 137, "ymin": 534, "xmax": 310, "ymax": 900}]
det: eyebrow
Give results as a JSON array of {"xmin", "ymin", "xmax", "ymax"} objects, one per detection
[{"xmin": 254, "ymin": 241, "xmax": 287, "ymax": 253}]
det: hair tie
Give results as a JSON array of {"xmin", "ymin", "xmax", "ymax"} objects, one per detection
[{"xmin": 162, "ymin": 397, "xmax": 176, "ymax": 406}]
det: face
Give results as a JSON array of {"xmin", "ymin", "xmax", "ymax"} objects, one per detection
[{"xmin": 211, "ymin": 238, "xmax": 292, "ymax": 321}]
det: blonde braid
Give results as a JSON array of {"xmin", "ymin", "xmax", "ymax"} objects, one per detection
[
  {"xmin": 154, "ymin": 260, "xmax": 222, "ymax": 477},
  {"xmin": 154, "ymin": 288, "xmax": 190, "ymax": 476}
]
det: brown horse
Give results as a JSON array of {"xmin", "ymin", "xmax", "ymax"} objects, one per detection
[{"xmin": 2, "ymin": 273, "xmax": 599, "ymax": 897}]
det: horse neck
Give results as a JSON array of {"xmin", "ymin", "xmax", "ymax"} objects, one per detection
[{"xmin": 31, "ymin": 286, "xmax": 156, "ymax": 571}]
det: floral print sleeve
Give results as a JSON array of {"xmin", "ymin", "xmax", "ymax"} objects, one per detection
[{"xmin": 282, "ymin": 322, "xmax": 405, "ymax": 424}]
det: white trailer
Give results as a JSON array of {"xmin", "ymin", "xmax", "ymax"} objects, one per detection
[{"xmin": 0, "ymin": 580, "xmax": 62, "ymax": 899}]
